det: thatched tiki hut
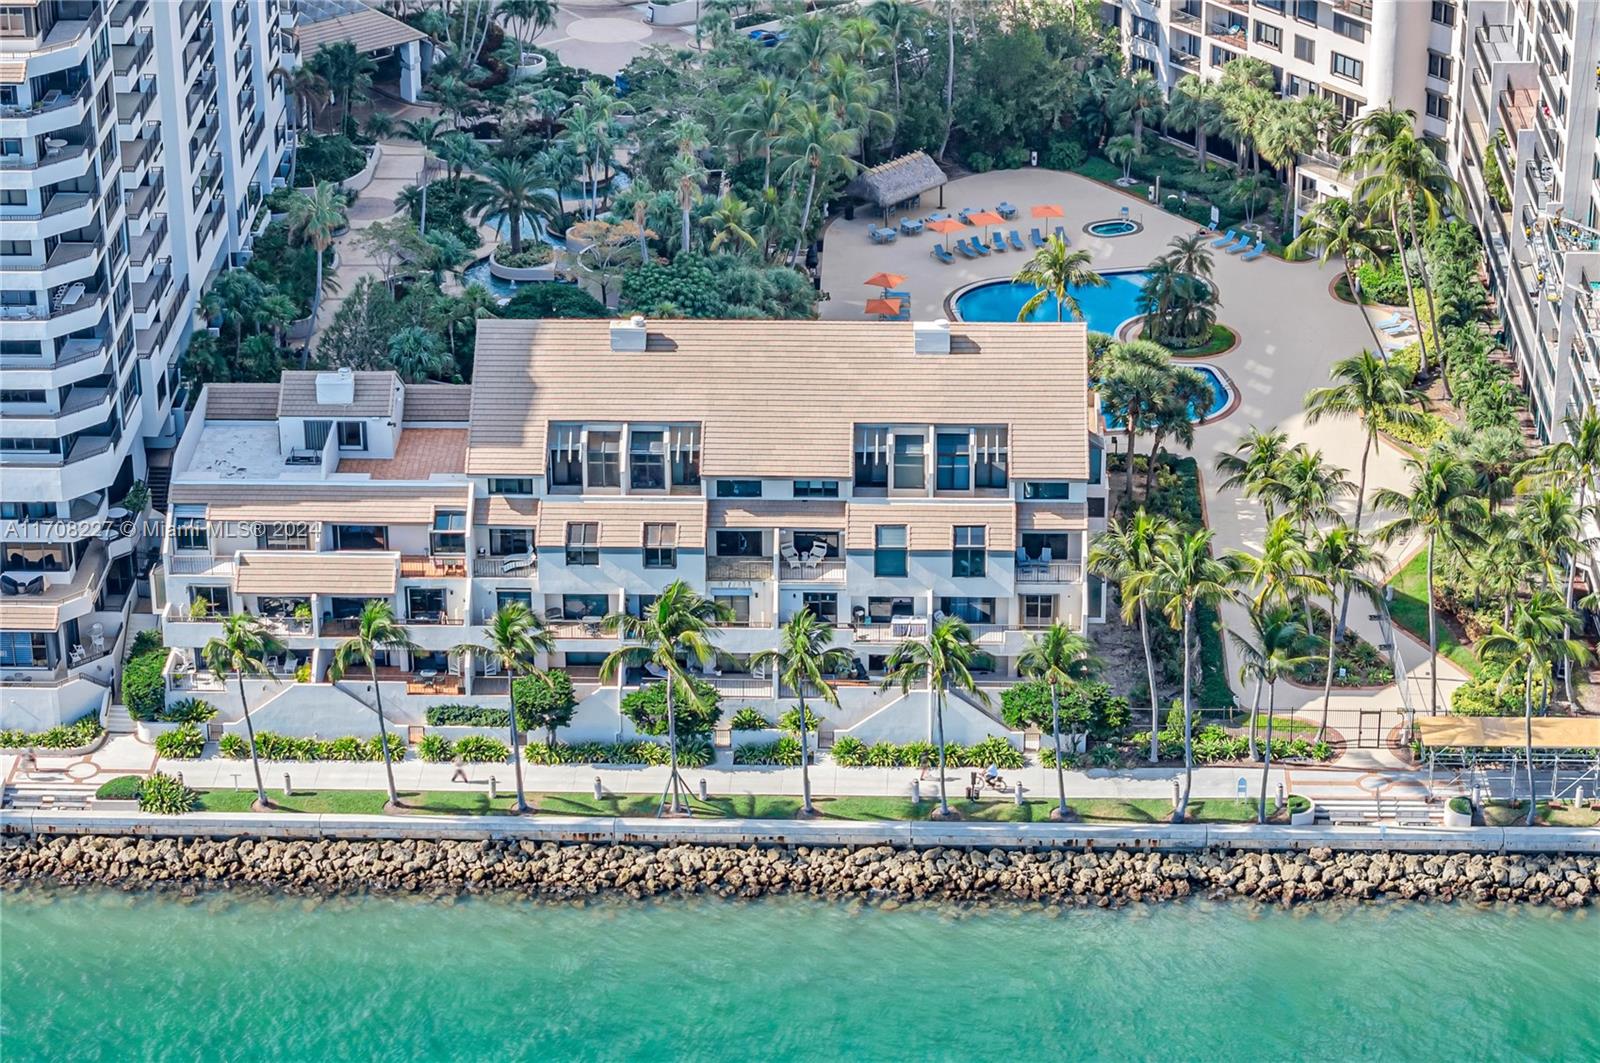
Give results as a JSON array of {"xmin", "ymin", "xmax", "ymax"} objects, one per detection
[{"xmin": 846, "ymin": 151, "xmax": 948, "ymax": 219}]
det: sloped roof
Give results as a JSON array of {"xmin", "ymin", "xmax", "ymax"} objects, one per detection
[
  {"xmin": 403, "ymin": 384, "xmax": 473, "ymax": 423},
  {"xmin": 277, "ymin": 371, "xmax": 399, "ymax": 418},
  {"xmin": 235, "ymin": 551, "xmax": 397, "ymax": 595},
  {"xmin": 1416, "ymin": 716, "xmax": 1600, "ymax": 749},
  {"xmin": 203, "ymin": 383, "xmax": 281, "ymax": 420},
  {"xmin": 534, "ymin": 500, "xmax": 707, "ymax": 550},
  {"xmin": 167, "ymin": 481, "xmax": 469, "ymax": 523},
  {"xmin": 293, "ymin": 6, "xmax": 425, "ymax": 56},
  {"xmin": 846, "ymin": 151, "xmax": 947, "ymax": 208}
]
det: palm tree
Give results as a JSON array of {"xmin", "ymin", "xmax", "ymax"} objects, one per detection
[
  {"xmin": 284, "ymin": 181, "xmax": 346, "ymax": 326},
  {"xmin": 498, "ymin": 0, "xmax": 556, "ymax": 57},
  {"xmin": 1105, "ymin": 133, "xmax": 1143, "ymax": 182},
  {"xmin": 1131, "ymin": 529, "xmax": 1235, "ymax": 821},
  {"xmin": 866, "ymin": 0, "xmax": 919, "ymax": 112},
  {"xmin": 1012, "ymin": 236, "xmax": 1106, "ymax": 323},
  {"xmin": 1097, "ymin": 340, "xmax": 1171, "ymax": 511},
  {"xmin": 1017, "ymin": 624, "xmax": 1101, "ymax": 819},
  {"xmin": 202, "ymin": 614, "xmax": 284, "ymax": 810},
  {"xmin": 775, "ymin": 102, "xmax": 859, "ymax": 260},
  {"xmin": 1229, "ymin": 607, "xmax": 1315, "ymax": 822},
  {"xmin": 311, "ymin": 41, "xmax": 375, "ymax": 134},
  {"xmin": 1165, "ymin": 77, "xmax": 1224, "ymax": 172},
  {"xmin": 731, "ymin": 75, "xmax": 793, "ymax": 191},
  {"xmin": 1219, "ymin": 83, "xmax": 1272, "ymax": 174},
  {"xmin": 399, "ymin": 116, "xmax": 446, "ymax": 234},
  {"xmin": 703, "ymin": 193, "xmax": 758, "ymax": 254},
  {"xmin": 599, "ymin": 581, "xmax": 729, "ymax": 817},
  {"xmin": 749, "ymin": 610, "xmax": 854, "ymax": 817},
  {"xmin": 477, "ymin": 157, "xmax": 557, "ymax": 256},
  {"xmin": 1231, "ymin": 516, "xmax": 1327, "ymax": 744},
  {"xmin": 1287, "ymin": 197, "xmax": 1392, "ymax": 354},
  {"xmin": 1257, "ymin": 97, "xmax": 1317, "ymax": 234},
  {"xmin": 1213, "ymin": 427, "xmax": 1292, "ymax": 519},
  {"xmin": 454, "ymin": 603, "xmax": 553, "ymax": 813},
  {"xmin": 1343, "ymin": 109, "xmax": 1431, "ymax": 372},
  {"xmin": 1091, "ymin": 511, "xmax": 1179, "ymax": 764},
  {"xmin": 880, "ymin": 616, "xmax": 987, "ymax": 819},
  {"xmin": 1142, "ymin": 365, "xmax": 1210, "ymax": 499},
  {"xmin": 273, "ymin": 65, "xmax": 328, "ymax": 183},
  {"xmin": 1375, "ymin": 454, "xmax": 1486, "ymax": 715},
  {"xmin": 1163, "ymin": 232, "xmax": 1215, "ymax": 280},
  {"xmin": 1113, "ymin": 69, "xmax": 1163, "ymax": 144},
  {"xmin": 328, "ymin": 600, "xmax": 418, "ymax": 808},
  {"xmin": 1477, "ymin": 593, "xmax": 1590, "ymax": 824},
  {"xmin": 1533, "ymin": 410, "xmax": 1600, "ymax": 702},
  {"xmin": 1310, "ymin": 524, "xmax": 1381, "ymax": 741},
  {"xmin": 1303, "ymin": 350, "xmax": 1426, "ymax": 548},
  {"xmin": 1262, "ymin": 445, "xmax": 1355, "ymax": 537}
]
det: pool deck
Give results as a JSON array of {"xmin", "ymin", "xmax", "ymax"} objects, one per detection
[{"xmin": 821, "ymin": 168, "xmax": 1455, "ymax": 762}]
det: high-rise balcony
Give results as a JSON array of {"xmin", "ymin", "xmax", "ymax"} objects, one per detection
[
  {"xmin": 128, "ymin": 213, "xmax": 167, "ymax": 268},
  {"xmin": 126, "ymin": 168, "xmax": 165, "ymax": 224},
  {"xmin": 113, "ymin": 30, "xmax": 152, "ymax": 81}
]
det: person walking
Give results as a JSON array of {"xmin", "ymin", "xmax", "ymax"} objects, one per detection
[
  {"xmin": 450, "ymin": 752, "xmax": 468, "ymax": 784},
  {"xmin": 918, "ymin": 751, "xmax": 931, "ymax": 780}
]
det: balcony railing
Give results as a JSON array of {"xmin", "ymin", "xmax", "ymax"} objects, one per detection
[
  {"xmin": 120, "ymin": 124, "xmax": 160, "ymax": 174},
  {"xmin": 166, "ymin": 553, "xmax": 234, "ymax": 576},
  {"xmin": 546, "ymin": 620, "xmax": 611, "ymax": 639},
  {"xmin": 113, "ymin": 30, "xmax": 151, "ymax": 76},
  {"xmin": 0, "ymin": 80, "xmax": 91, "ymax": 120},
  {"xmin": 136, "ymin": 278, "xmax": 186, "ymax": 357},
  {"xmin": 1170, "ymin": 49, "xmax": 1200, "ymax": 71},
  {"xmin": 473, "ymin": 555, "xmax": 536, "ymax": 577},
  {"xmin": 400, "ymin": 555, "xmax": 467, "ymax": 579},
  {"xmin": 1016, "ymin": 560, "xmax": 1085, "ymax": 584},
  {"xmin": 111, "ymin": 0, "xmax": 148, "ymax": 30},
  {"xmin": 132, "ymin": 260, "xmax": 172, "ymax": 314},
  {"xmin": 779, "ymin": 556, "xmax": 846, "ymax": 581},
  {"xmin": 403, "ymin": 614, "xmax": 466, "ymax": 626},
  {"xmin": 706, "ymin": 556, "xmax": 774, "ymax": 582}
]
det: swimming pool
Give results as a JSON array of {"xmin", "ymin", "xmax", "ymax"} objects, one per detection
[
  {"xmin": 952, "ymin": 269, "xmax": 1149, "ymax": 332},
  {"xmin": 1102, "ymin": 363, "xmax": 1234, "ymax": 427},
  {"xmin": 461, "ymin": 257, "xmax": 518, "ymax": 301},
  {"xmin": 1085, "ymin": 219, "xmax": 1141, "ymax": 237}
]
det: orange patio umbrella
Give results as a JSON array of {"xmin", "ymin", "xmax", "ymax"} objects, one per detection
[
  {"xmin": 926, "ymin": 216, "xmax": 965, "ymax": 248},
  {"xmin": 865, "ymin": 297, "xmax": 903, "ymax": 318},
  {"xmin": 863, "ymin": 272, "xmax": 907, "ymax": 292},
  {"xmin": 1031, "ymin": 204, "xmax": 1065, "ymax": 219},
  {"xmin": 966, "ymin": 210, "xmax": 1004, "ymax": 231}
]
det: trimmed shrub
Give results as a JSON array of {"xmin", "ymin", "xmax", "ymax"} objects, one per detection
[
  {"xmin": 1286, "ymin": 794, "xmax": 1312, "ymax": 814},
  {"xmin": 122, "ymin": 634, "xmax": 169, "ymax": 721},
  {"xmin": 830, "ymin": 735, "xmax": 868, "ymax": 766},
  {"xmin": 218, "ymin": 731, "xmax": 406, "ymax": 762},
  {"xmin": 453, "ymin": 735, "xmax": 510, "ymax": 762},
  {"xmin": 426, "ymin": 704, "xmax": 509, "ymax": 728},
  {"xmin": 729, "ymin": 707, "xmax": 771, "ymax": 731},
  {"xmin": 777, "ymin": 706, "xmax": 823, "ymax": 734},
  {"xmin": 512, "ymin": 669, "xmax": 578, "ymax": 741},
  {"xmin": 1448, "ymin": 795, "xmax": 1472, "ymax": 816},
  {"xmin": 154, "ymin": 723, "xmax": 205, "ymax": 759},
  {"xmin": 1000, "ymin": 680, "xmax": 1129, "ymax": 737},
  {"xmin": 0, "ymin": 713, "xmax": 105, "ymax": 751},
  {"xmin": 498, "ymin": 281, "xmax": 607, "ymax": 319},
  {"xmin": 418, "ymin": 734, "xmax": 454, "ymax": 762},
  {"xmin": 734, "ymin": 736, "xmax": 803, "ymax": 766},
  {"xmin": 295, "ymin": 134, "xmax": 367, "ymax": 185},
  {"xmin": 219, "ymin": 734, "xmax": 250, "ymax": 759},
  {"xmin": 494, "ymin": 243, "xmax": 554, "ymax": 268},
  {"xmin": 829, "ymin": 736, "xmax": 1021, "ymax": 769},
  {"xmin": 157, "ymin": 697, "xmax": 218, "ymax": 723},
  {"xmin": 139, "ymin": 772, "xmax": 198, "ymax": 814},
  {"xmin": 95, "ymin": 775, "xmax": 144, "ymax": 800},
  {"xmin": 620, "ymin": 678, "xmax": 721, "ymax": 735}
]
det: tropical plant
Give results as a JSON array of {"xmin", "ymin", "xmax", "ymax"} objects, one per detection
[
  {"xmin": 1017, "ymin": 624, "xmax": 1102, "ymax": 818},
  {"xmin": 1213, "ymin": 427, "xmax": 1292, "ymax": 519},
  {"xmin": 1229, "ymin": 607, "xmax": 1315, "ymax": 821},
  {"xmin": 139, "ymin": 771, "xmax": 198, "ymax": 815},
  {"xmin": 399, "ymin": 116, "xmax": 446, "ymax": 234},
  {"xmin": 202, "ymin": 614, "xmax": 285, "ymax": 808},
  {"xmin": 1287, "ymin": 197, "xmax": 1392, "ymax": 353},
  {"xmin": 308, "ymin": 41, "xmax": 375, "ymax": 134},
  {"xmin": 477, "ymin": 157, "xmax": 558, "ymax": 256},
  {"xmin": 749, "ymin": 609, "xmax": 854, "ymax": 816},
  {"xmin": 284, "ymin": 182, "xmax": 346, "ymax": 326},
  {"xmin": 880, "ymin": 616, "xmax": 987, "ymax": 818},
  {"xmin": 327, "ymin": 599, "xmax": 417, "ymax": 807},
  {"xmin": 775, "ymin": 102, "xmax": 859, "ymax": 259},
  {"xmin": 1012, "ymin": 236, "xmax": 1105, "ymax": 323},
  {"xmin": 1310, "ymin": 524, "xmax": 1381, "ymax": 741},
  {"xmin": 1089, "ymin": 510, "xmax": 1179, "ymax": 762},
  {"xmin": 454, "ymin": 603, "xmax": 553, "ymax": 813}
]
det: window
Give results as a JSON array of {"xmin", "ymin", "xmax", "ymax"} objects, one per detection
[
  {"xmin": 333, "ymin": 524, "xmax": 387, "ymax": 550},
  {"xmin": 1255, "ymin": 0, "xmax": 1285, "ymax": 12},
  {"xmin": 1321, "ymin": 86, "xmax": 1361, "ymax": 120},
  {"xmin": 643, "ymin": 523, "xmax": 677, "ymax": 569},
  {"xmin": 937, "ymin": 597, "xmax": 995, "ymax": 625},
  {"xmin": 550, "ymin": 425, "xmax": 583, "ymax": 487},
  {"xmin": 1021, "ymin": 595, "xmax": 1056, "ymax": 628},
  {"xmin": 1023, "ymin": 482, "xmax": 1071, "ymax": 500},
  {"xmin": 0, "ymin": 388, "xmax": 42, "ymax": 403},
  {"xmin": 1430, "ymin": 1, "xmax": 1454, "ymax": 26},
  {"xmin": 406, "ymin": 587, "xmax": 446, "ymax": 622},
  {"xmin": 1209, "ymin": 45, "xmax": 1236, "ymax": 67},
  {"xmin": 716, "ymin": 479, "xmax": 762, "ymax": 498},
  {"xmin": 190, "ymin": 585, "xmax": 231, "ymax": 616},
  {"xmin": 0, "ymin": 290, "xmax": 35, "ymax": 307},
  {"xmin": 586, "ymin": 429, "xmax": 620, "ymax": 489},
  {"xmin": 336, "ymin": 420, "xmax": 366, "ymax": 451},
  {"xmin": 1132, "ymin": 16, "xmax": 1156, "ymax": 41},
  {"xmin": 1286, "ymin": 73, "xmax": 1313, "ymax": 97},
  {"xmin": 952, "ymin": 526, "xmax": 986, "ymax": 578},
  {"xmin": 1291, "ymin": 35, "xmax": 1315, "ymax": 62},
  {"xmin": 0, "ymin": 631, "xmax": 53, "ymax": 669},
  {"xmin": 714, "ymin": 530, "xmax": 763, "ymax": 557},
  {"xmin": 1089, "ymin": 440, "xmax": 1104, "ymax": 485},
  {"xmin": 489, "ymin": 528, "xmax": 530, "ymax": 556},
  {"xmin": 1425, "ymin": 91, "xmax": 1451, "ymax": 121},
  {"xmin": 974, "ymin": 428, "xmax": 1007, "ymax": 488},
  {"xmin": 0, "ymin": 501, "xmax": 51, "ymax": 520},
  {"xmin": 628, "ymin": 430, "xmax": 664, "ymax": 490},
  {"xmin": 496, "ymin": 589, "xmax": 533, "ymax": 611},
  {"xmin": 1330, "ymin": 12, "xmax": 1364, "ymax": 40},
  {"xmin": 1293, "ymin": 0, "xmax": 1318, "ymax": 23},
  {"xmin": 257, "ymin": 522, "xmax": 312, "ymax": 550},
  {"xmin": 431, "ymin": 510, "xmax": 466, "ymax": 555},
  {"xmin": 792, "ymin": 480, "xmax": 839, "ymax": 498},
  {"xmin": 561, "ymin": 594, "xmax": 607, "ymax": 620},
  {"xmin": 714, "ymin": 594, "xmax": 751, "ymax": 625},
  {"xmin": 172, "ymin": 507, "xmax": 208, "ymax": 551},
  {"xmin": 1426, "ymin": 52, "xmax": 1452, "ymax": 82},
  {"xmin": 0, "ymin": 239, "xmax": 30, "ymax": 256},
  {"xmin": 800, "ymin": 592, "xmax": 838, "ymax": 625},
  {"xmin": 854, "ymin": 427, "xmax": 888, "ymax": 487},
  {"xmin": 874, "ymin": 525, "xmax": 908, "ymax": 577},
  {"xmin": 1254, "ymin": 21, "xmax": 1282, "ymax": 49},
  {"xmin": 0, "ymin": 543, "xmax": 67, "ymax": 571},
  {"xmin": 935, "ymin": 432, "xmax": 969, "ymax": 490},
  {"xmin": 865, "ymin": 596, "xmax": 915, "ymax": 623},
  {"xmin": 488, "ymin": 478, "xmax": 533, "ymax": 496},
  {"xmin": 892, "ymin": 434, "xmax": 924, "ymax": 490},
  {"xmin": 669, "ymin": 426, "xmax": 700, "ymax": 487},
  {"xmin": 1330, "ymin": 52, "xmax": 1362, "ymax": 83},
  {"xmin": 1088, "ymin": 496, "xmax": 1107, "ymax": 519},
  {"xmin": 565, "ymin": 522, "xmax": 598, "ymax": 566}
]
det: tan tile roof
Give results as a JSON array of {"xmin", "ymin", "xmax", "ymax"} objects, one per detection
[
  {"xmin": 846, "ymin": 502, "xmax": 1017, "ymax": 551},
  {"xmin": 0, "ymin": 61, "xmax": 24, "ymax": 86},
  {"xmin": 338, "ymin": 429, "xmax": 467, "ymax": 480},
  {"xmin": 277, "ymin": 371, "xmax": 399, "ymax": 418},
  {"xmin": 234, "ymin": 551, "xmax": 397, "ymax": 596},
  {"xmin": 535, "ymin": 499, "xmax": 707, "ymax": 549},
  {"xmin": 202, "ymin": 383, "xmax": 281, "ymax": 420},
  {"xmin": 467, "ymin": 320, "xmax": 1089, "ymax": 479},
  {"xmin": 474, "ymin": 496, "xmax": 539, "ymax": 527},
  {"xmin": 0, "ymin": 598, "xmax": 61, "ymax": 631},
  {"xmin": 1017, "ymin": 502, "xmax": 1090, "ymax": 531},
  {"xmin": 402, "ymin": 384, "xmax": 473, "ymax": 423},
  {"xmin": 708, "ymin": 500, "xmax": 847, "ymax": 528},
  {"xmin": 293, "ymin": 6, "xmax": 425, "ymax": 56},
  {"xmin": 167, "ymin": 482, "xmax": 470, "ymax": 524}
]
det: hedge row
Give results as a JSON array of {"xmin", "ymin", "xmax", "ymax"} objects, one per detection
[
  {"xmin": 0, "ymin": 713, "xmax": 104, "ymax": 751},
  {"xmin": 220, "ymin": 732, "xmax": 406, "ymax": 762},
  {"xmin": 829, "ymin": 735, "xmax": 1023, "ymax": 770}
]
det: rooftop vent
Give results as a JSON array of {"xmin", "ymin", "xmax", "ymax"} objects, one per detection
[
  {"xmin": 315, "ymin": 366, "xmax": 355, "ymax": 406},
  {"xmin": 913, "ymin": 318, "xmax": 951, "ymax": 354},
  {"xmin": 610, "ymin": 315, "xmax": 648, "ymax": 352}
]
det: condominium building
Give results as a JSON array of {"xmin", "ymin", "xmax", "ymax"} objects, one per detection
[
  {"xmin": 152, "ymin": 319, "xmax": 1107, "ymax": 747},
  {"xmin": 0, "ymin": 0, "xmax": 287, "ymax": 730}
]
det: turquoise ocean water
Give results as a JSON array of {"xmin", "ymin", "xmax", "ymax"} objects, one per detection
[{"xmin": 2, "ymin": 887, "xmax": 1596, "ymax": 1062}]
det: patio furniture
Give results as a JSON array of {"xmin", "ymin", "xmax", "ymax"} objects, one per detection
[
  {"xmin": 1373, "ymin": 311, "xmax": 1404, "ymax": 329},
  {"xmin": 644, "ymin": 662, "xmax": 670, "ymax": 679},
  {"xmin": 932, "ymin": 244, "xmax": 955, "ymax": 264},
  {"xmin": 1030, "ymin": 227, "xmax": 1046, "ymax": 248},
  {"xmin": 1222, "ymin": 234, "xmax": 1251, "ymax": 253},
  {"xmin": 996, "ymin": 202, "xmax": 1017, "ymax": 219},
  {"xmin": 924, "ymin": 212, "xmax": 950, "ymax": 223},
  {"xmin": 898, "ymin": 217, "xmax": 924, "ymax": 235},
  {"xmin": 545, "ymin": 607, "xmax": 565, "ymax": 623},
  {"xmin": 59, "ymin": 282, "xmax": 86, "ymax": 306},
  {"xmin": 1241, "ymin": 241, "xmax": 1266, "ymax": 261},
  {"xmin": 69, "ymin": 646, "xmax": 86, "ymax": 666},
  {"xmin": 1053, "ymin": 226, "xmax": 1069, "ymax": 245},
  {"xmin": 971, "ymin": 238, "xmax": 991, "ymax": 256},
  {"xmin": 418, "ymin": 669, "xmax": 439, "ymax": 691},
  {"xmin": 957, "ymin": 207, "xmax": 977, "ymax": 223},
  {"xmin": 805, "ymin": 540, "xmax": 829, "ymax": 575},
  {"xmin": 954, "ymin": 239, "xmax": 977, "ymax": 258},
  {"xmin": 883, "ymin": 289, "xmax": 911, "ymax": 320},
  {"xmin": 1210, "ymin": 229, "xmax": 1238, "ymax": 247},
  {"xmin": 781, "ymin": 543, "xmax": 803, "ymax": 571},
  {"xmin": 990, "ymin": 232, "xmax": 1007, "ymax": 252},
  {"xmin": 1008, "ymin": 230, "xmax": 1026, "ymax": 251},
  {"xmin": 868, "ymin": 226, "xmax": 897, "ymax": 244}
]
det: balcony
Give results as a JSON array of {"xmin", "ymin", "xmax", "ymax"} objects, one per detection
[
  {"xmin": 403, "ymin": 613, "xmax": 465, "ymax": 627},
  {"xmin": 0, "ymin": 80, "xmax": 92, "ymax": 122},
  {"xmin": 1205, "ymin": 20, "xmax": 1248, "ymax": 49},
  {"xmin": 126, "ymin": 168, "xmax": 164, "ymax": 224},
  {"xmin": 779, "ymin": 556, "xmax": 846, "ymax": 582},
  {"xmin": 186, "ymin": 66, "xmax": 216, "ymax": 122},
  {"xmin": 128, "ymin": 213, "xmax": 166, "ymax": 268},
  {"xmin": 0, "ymin": 139, "xmax": 90, "ymax": 176},
  {"xmin": 473, "ymin": 555, "xmax": 536, "ymax": 577},
  {"xmin": 110, "ymin": 0, "xmax": 148, "ymax": 33},
  {"xmin": 400, "ymin": 555, "xmax": 467, "ymax": 579},
  {"xmin": 1171, "ymin": 4, "xmax": 1201, "ymax": 28},
  {"xmin": 190, "ymin": 109, "xmax": 219, "ymax": 169},
  {"xmin": 235, "ymin": 42, "xmax": 253, "ymax": 78},
  {"xmin": 119, "ymin": 125, "xmax": 160, "ymax": 175},
  {"xmin": 1331, "ymin": 0, "xmax": 1371, "ymax": 17},
  {"xmin": 165, "ymin": 554, "xmax": 235, "ymax": 577},
  {"xmin": 1170, "ymin": 49, "xmax": 1200, "ymax": 72},
  {"xmin": 1498, "ymin": 86, "xmax": 1537, "ymax": 137},
  {"xmin": 192, "ymin": 150, "xmax": 221, "ymax": 210},
  {"xmin": 373, "ymin": 668, "xmax": 464, "ymax": 696},
  {"xmin": 132, "ymin": 260, "xmax": 172, "ymax": 314},
  {"xmin": 706, "ymin": 556, "xmax": 774, "ymax": 582},
  {"xmin": 113, "ymin": 30, "xmax": 152, "ymax": 78},
  {"xmin": 1016, "ymin": 560, "xmax": 1085, "ymax": 584},
  {"xmin": 232, "ymin": 0, "xmax": 252, "ymax": 34},
  {"xmin": 116, "ymin": 78, "xmax": 156, "ymax": 127},
  {"xmin": 1474, "ymin": 21, "xmax": 1518, "ymax": 73}
]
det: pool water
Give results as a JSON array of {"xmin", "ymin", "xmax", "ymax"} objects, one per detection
[
  {"xmin": 1103, "ymin": 363, "xmax": 1232, "ymax": 426},
  {"xmin": 461, "ymin": 257, "xmax": 519, "ymax": 301},
  {"xmin": 953, "ymin": 269, "xmax": 1148, "ymax": 331},
  {"xmin": 1087, "ymin": 219, "xmax": 1139, "ymax": 237}
]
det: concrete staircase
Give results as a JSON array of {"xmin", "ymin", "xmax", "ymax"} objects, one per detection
[
  {"xmin": 104, "ymin": 702, "xmax": 136, "ymax": 735},
  {"xmin": 1314, "ymin": 795, "xmax": 1441, "ymax": 827},
  {"xmin": 144, "ymin": 462, "xmax": 171, "ymax": 512},
  {"xmin": 2, "ymin": 777, "xmax": 98, "ymax": 810}
]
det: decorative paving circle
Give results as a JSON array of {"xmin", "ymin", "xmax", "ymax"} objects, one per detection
[
  {"xmin": 66, "ymin": 761, "xmax": 98, "ymax": 780},
  {"xmin": 566, "ymin": 17, "xmax": 652, "ymax": 43}
]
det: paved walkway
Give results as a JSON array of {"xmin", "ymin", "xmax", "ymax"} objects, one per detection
[{"xmin": 538, "ymin": 0, "xmax": 695, "ymax": 77}]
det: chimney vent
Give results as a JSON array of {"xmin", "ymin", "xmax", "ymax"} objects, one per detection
[
  {"xmin": 315, "ymin": 367, "xmax": 356, "ymax": 405},
  {"xmin": 610, "ymin": 315, "xmax": 648, "ymax": 352},
  {"xmin": 913, "ymin": 318, "xmax": 952, "ymax": 354}
]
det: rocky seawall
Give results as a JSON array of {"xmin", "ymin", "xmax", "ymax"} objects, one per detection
[{"xmin": 2, "ymin": 835, "xmax": 1595, "ymax": 908}]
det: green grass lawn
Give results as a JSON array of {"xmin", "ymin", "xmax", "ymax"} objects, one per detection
[
  {"xmin": 1480, "ymin": 801, "xmax": 1600, "ymax": 828},
  {"xmin": 1164, "ymin": 323, "xmax": 1237, "ymax": 358},
  {"xmin": 1386, "ymin": 551, "xmax": 1479, "ymax": 676},
  {"xmin": 1244, "ymin": 713, "xmax": 1319, "ymax": 736}
]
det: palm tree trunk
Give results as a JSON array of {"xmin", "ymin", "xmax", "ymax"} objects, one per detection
[
  {"xmin": 369, "ymin": 662, "xmax": 399, "ymax": 806},
  {"xmin": 419, "ymin": 177, "xmax": 429, "ymax": 235},
  {"xmin": 236, "ymin": 671, "xmax": 269, "ymax": 808},
  {"xmin": 1426, "ymin": 537, "xmax": 1439, "ymax": 715},
  {"xmin": 1196, "ymin": 128, "xmax": 1207, "ymax": 173},
  {"xmin": 1050, "ymin": 683, "xmax": 1067, "ymax": 818},
  {"xmin": 792, "ymin": 168, "xmax": 818, "ymax": 261},
  {"xmin": 797, "ymin": 694, "xmax": 814, "ymax": 815},
  {"xmin": 1389, "ymin": 202, "xmax": 1429, "ymax": 376},
  {"xmin": 1247, "ymin": 675, "xmax": 1262, "ymax": 761},
  {"xmin": 1258, "ymin": 681, "xmax": 1275, "ymax": 823},
  {"xmin": 1350, "ymin": 264, "xmax": 1389, "ymax": 361},
  {"xmin": 1319, "ymin": 606, "xmax": 1338, "ymax": 743},
  {"xmin": 1406, "ymin": 201, "xmax": 1446, "ymax": 363},
  {"xmin": 664, "ymin": 677, "xmax": 685, "ymax": 815},
  {"xmin": 1144, "ymin": 428, "xmax": 1166, "ymax": 498},
  {"xmin": 1176, "ymin": 605, "xmax": 1195, "ymax": 822},
  {"xmin": 508, "ymin": 667, "xmax": 529, "ymax": 813},
  {"xmin": 937, "ymin": 1, "xmax": 954, "ymax": 160},
  {"xmin": 1124, "ymin": 424, "xmax": 1138, "ymax": 513},
  {"xmin": 1283, "ymin": 160, "xmax": 1298, "ymax": 234},
  {"xmin": 1139, "ymin": 602, "xmax": 1160, "ymax": 763},
  {"xmin": 1560, "ymin": 479, "xmax": 1586, "ymax": 704},
  {"xmin": 933, "ymin": 686, "xmax": 950, "ymax": 817}
]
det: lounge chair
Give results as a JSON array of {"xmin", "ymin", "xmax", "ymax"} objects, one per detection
[
  {"xmin": 990, "ymin": 231, "xmax": 1007, "ymax": 252},
  {"xmin": 1008, "ymin": 230, "xmax": 1026, "ymax": 251},
  {"xmin": 1053, "ymin": 226, "xmax": 1070, "ymax": 245},
  {"xmin": 1380, "ymin": 319, "xmax": 1416, "ymax": 335},
  {"xmin": 957, "ymin": 207, "xmax": 977, "ymax": 224},
  {"xmin": 956, "ymin": 239, "xmax": 978, "ymax": 258},
  {"xmin": 1030, "ymin": 227, "xmax": 1046, "ymax": 248},
  {"xmin": 1240, "ymin": 240, "xmax": 1266, "ymax": 261},
  {"xmin": 1223, "ymin": 234, "xmax": 1252, "ymax": 253},
  {"xmin": 971, "ymin": 237, "xmax": 991, "ymax": 256},
  {"xmin": 932, "ymin": 243, "xmax": 956, "ymax": 264},
  {"xmin": 1373, "ymin": 311, "xmax": 1404, "ymax": 329},
  {"xmin": 1210, "ymin": 229, "xmax": 1238, "ymax": 248}
]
